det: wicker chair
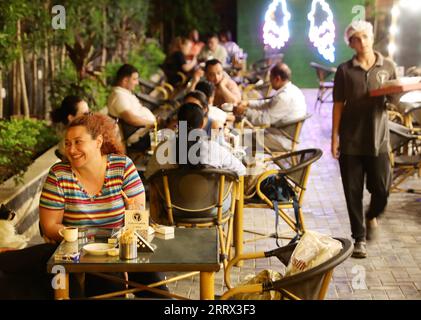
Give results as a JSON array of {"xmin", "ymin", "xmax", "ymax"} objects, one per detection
[{"xmin": 221, "ymin": 237, "xmax": 353, "ymax": 300}]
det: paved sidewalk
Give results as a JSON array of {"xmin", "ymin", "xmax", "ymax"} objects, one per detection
[{"xmin": 166, "ymin": 89, "xmax": 421, "ymax": 300}]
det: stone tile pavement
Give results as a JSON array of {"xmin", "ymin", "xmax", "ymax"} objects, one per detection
[{"xmin": 165, "ymin": 89, "xmax": 421, "ymax": 300}]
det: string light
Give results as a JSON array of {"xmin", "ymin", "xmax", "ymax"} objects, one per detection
[
  {"xmin": 263, "ymin": 0, "xmax": 291, "ymax": 50},
  {"xmin": 307, "ymin": 0, "xmax": 336, "ymax": 63},
  {"xmin": 388, "ymin": 5, "xmax": 400, "ymax": 59}
]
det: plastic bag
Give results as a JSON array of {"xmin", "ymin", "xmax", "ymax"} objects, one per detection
[
  {"xmin": 0, "ymin": 221, "xmax": 28, "ymax": 249},
  {"xmin": 285, "ymin": 230, "xmax": 342, "ymax": 276},
  {"xmin": 232, "ymin": 269, "xmax": 284, "ymax": 300}
]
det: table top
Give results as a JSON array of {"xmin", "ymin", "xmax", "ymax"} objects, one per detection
[
  {"xmin": 370, "ymin": 82, "xmax": 421, "ymax": 97},
  {"xmin": 47, "ymin": 227, "xmax": 220, "ymax": 273}
]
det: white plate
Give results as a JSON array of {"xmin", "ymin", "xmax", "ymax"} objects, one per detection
[
  {"xmin": 83, "ymin": 243, "xmax": 115, "ymax": 256},
  {"xmin": 383, "ymin": 76, "xmax": 421, "ymax": 87}
]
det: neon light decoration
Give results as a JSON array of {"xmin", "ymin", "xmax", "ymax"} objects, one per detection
[
  {"xmin": 263, "ymin": 0, "xmax": 291, "ymax": 50},
  {"xmin": 307, "ymin": 0, "xmax": 336, "ymax": 63}
]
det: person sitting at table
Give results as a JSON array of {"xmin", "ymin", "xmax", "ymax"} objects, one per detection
[
  {"xmin": 50, "ymin": 95, "xmax": 90, "ymax": 159},
  {"xmin": 184, "ymin": 90, "xmax": 223, "ymax": 135},
  {"xmin": 162, "ymin": 37, "xmax": 198, "ymax": 87},
  {"xmin": 145, "ymin": 103, "xmax": 246, "ymax": 224},
  {"xmin": 144, "ymin": 103, "xmax": 246, "ymax": 180},
  {"xmin": 107, "ymin": 64, "xmax": 156, "ymax": 152},
  {"xmin": 234, "ymin": 62, "xmax": 307, "ymax": 152},
  {"xmin": 195, "ymin": 80, "xmax": 235, "ymax": 126},
  {"xmin": 198, "ymin": 34, "xmax": 229, "ymax": 67},
  {"xmin": 195, "ymin": 59, "xmax": 241, "ymax": 107},
  {"xmin": 39, "ymin": 113, "xmax": 168, "ymax": 298},
  {"xmin": 218, "ymin": 30, "xmax": 244, "ymax": 69},
  {"xmin": 187, "ymin": 29, "xmax": 205, "ymax": 61}
]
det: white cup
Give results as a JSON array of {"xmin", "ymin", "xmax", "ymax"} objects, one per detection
[
  {"xmin": 221, "ymin": 103, "xmax": 234, "ymax": 112},
  {"xmin": 59, "ymin": 227, "xmax": 78, "ymax": 242}
]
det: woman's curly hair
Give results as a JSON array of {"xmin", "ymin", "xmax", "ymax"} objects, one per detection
[{"xmin": 67, "ymin": 113, "xmax": 124, "ymax": 155}]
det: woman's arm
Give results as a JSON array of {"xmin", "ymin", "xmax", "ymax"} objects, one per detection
[
  {"xmin": 124, "ymin": 192, "xmax": 146, "ymax": 210},
  {"xmin": 39, "ymin": 207, "xmax": 65, "ymax": 242}
]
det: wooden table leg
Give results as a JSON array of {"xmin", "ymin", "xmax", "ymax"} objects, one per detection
[
  {"xmin": 54, "ymin": 273, "xmax": 69, "ymax": 300},
  {"xmin": 234, "ymin": 176, "xmax": 244, "ymax": 266},
  {"xmin": 200, "ymin": 272, "xmax": 215, "ymax": 300}
]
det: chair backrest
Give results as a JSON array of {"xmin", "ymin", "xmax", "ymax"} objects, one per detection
[
  {"xmin": 310, "ymin": 62, "xmax": 337, "ymax": 82},
  {"xmin": 272, "ymin": 148, "xmax": 323, "ymax": 192},
  {"xmin": 148, "ymin": 167, "xmax": 238, "ymax": 223},
  {"xmin": 405, "ymin": 105, "xmax": 421, "ymax": 128},
  {"xmin": 266, "ymin": 237, "xmax": 353, "ymax": 300},
  {"xmin": 388, "ymin": 120, "xmax": 418, "ymax": 153},
  {"xmin": 271, "ymin": 114, "xmax": 312, "ymax": 151}
]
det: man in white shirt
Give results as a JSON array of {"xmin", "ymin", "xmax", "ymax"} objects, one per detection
[
  {"xmin": 234, "ymin": 62, "xmax": 307, "ymax": 152},
  {"xmin": 107, "ymin": 64, "xmax": 156, "ymax": 149},
  {"xmin": 145, "ymin": 103, "xmax": 246, "ymax": 180},
  {"xmin": 198, "ymin": 34, "xmax": 229, "ymax": 67}
]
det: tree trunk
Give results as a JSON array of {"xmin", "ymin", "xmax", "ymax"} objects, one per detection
[
  {"xmin": 12, "ymin": 62, "xmax": 16, "ymax": 115},
  {"xmin": 48, "ymin": 43, "xmax": 55, "ymax": 99},
  {"xmin": 60, "ymin": 44, "xmax": 66, "ymax": 70},
  {"xmin": 14, "ymin": 61, "xmax": 22, "ymax": 116},
  {"xmin": 101, "ymin": 5, "xmax": 107, "ymax": 68},
  {"xmin": 43, "ymin": 41, "xmax": 50, "ymax": 119},
  {"xmin": 17, "ymin": 19, "xmax": 29, "ymax": 118},
  {"xmin": 0, "ymin": 68, "xmax": 3, "ymax": 118},
  {"xmin": 32, "ymin": 52, "xmax": 38, "ymax": 117}
]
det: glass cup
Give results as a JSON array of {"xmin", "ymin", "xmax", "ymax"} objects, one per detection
[{"xmin": 396, "ymin": 66, "xmax": 405, "ymax": 78}]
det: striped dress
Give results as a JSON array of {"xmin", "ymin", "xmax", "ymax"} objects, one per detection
[{"xmin": 39, "ymin": 154, "xmax": 144, "ymax": 228}]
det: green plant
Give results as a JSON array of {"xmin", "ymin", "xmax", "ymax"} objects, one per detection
[
  {"xmin": 105, "ymin": 39, "xmax": 165, "ymax": 85},
  {"xmin": 0, "ymin": 118, "xmax": 59, "ymax": 184},
  {"xmin": 50, "ymin": 62, "xmax": 109, "ymax": 113}
]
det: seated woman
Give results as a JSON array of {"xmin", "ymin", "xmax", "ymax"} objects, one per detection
[
  {"xmin": 39, "ymin": 113, "xmax": 168, "ymax": 298},
  {"xmin": 162, "ymin": 37, "xmax": 198, "ymax": 87},
  {"xmin": 50, "ymin": 95, "xmax": 90, "ymax": 159}
]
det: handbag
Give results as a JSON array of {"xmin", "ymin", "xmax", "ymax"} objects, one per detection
[{"xmin": 260, "ymin": 174, "xmax": 301, "ymax": 246}]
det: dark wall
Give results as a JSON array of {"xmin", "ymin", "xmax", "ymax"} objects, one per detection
[{"xmin": 393, "ymin": 6, "xmax": 421, "ymax": 70}]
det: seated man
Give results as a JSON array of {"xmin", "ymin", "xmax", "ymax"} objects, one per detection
[
  {"xmin": 107, "ymin": 64, "xmax": 156, "ymax": 151},
  {"xmin": 184, "ymin": 91, "xmax": 223, "ymax": 136},
  {"xmin": 198, "ymin": 34, "xmax": 228, "ymax": 67},
  {"xmin": 195, "ymin": 80, "xmax": 234, "ymax": 126},
  {"xmin": 203, "ymin": 59, "xmax": 242, "ymax": 107},
  {"xmin": 219, "ymin": 30, "xmax": 245, "ymax": 69},
  {"xmin": 145, "ymin": 103, "xmax": 246, "ymax": 180},
  {"xmin": 234, "ymin": 62, "xmax": 307, "ymax": 152}
]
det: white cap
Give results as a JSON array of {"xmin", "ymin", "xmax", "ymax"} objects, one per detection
[{"xmin": 344, "ymin": 20, "xmax": 374, "ymax": 45}]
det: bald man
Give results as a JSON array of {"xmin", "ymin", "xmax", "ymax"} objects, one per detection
[{"xmin": 235, "ymin": 62, "xmax": 307, "ymax": 152}]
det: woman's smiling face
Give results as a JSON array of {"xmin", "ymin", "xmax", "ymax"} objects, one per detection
[{"xmin": 64, "ymin": 125, "xmax": 102, "ymax": 169}]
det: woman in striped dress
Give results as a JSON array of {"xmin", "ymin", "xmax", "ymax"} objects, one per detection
[{"xmin": 39, "ymin": 113, "xmax": 167, "ymax": 298}]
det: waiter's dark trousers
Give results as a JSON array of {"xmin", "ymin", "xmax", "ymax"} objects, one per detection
[{"xmin": 339, "ymin": 153, "xmax": 391, "ymax": 242}]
